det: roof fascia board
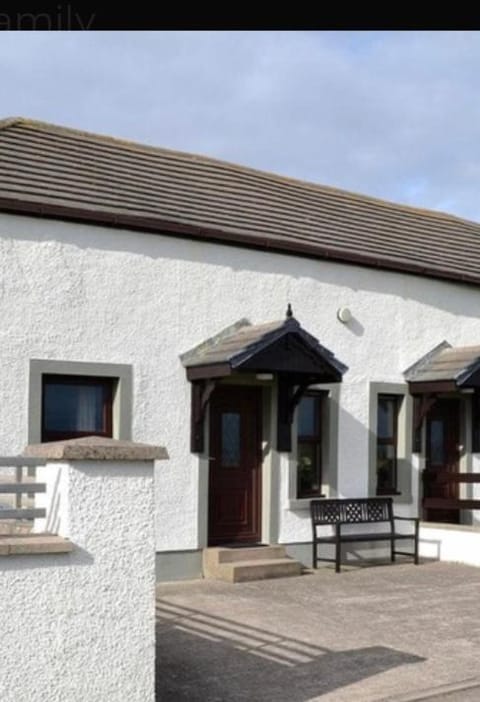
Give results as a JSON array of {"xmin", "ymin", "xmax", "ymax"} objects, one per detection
[{"xmin": 2, "ymin": 197, "xmax": 480, "ymax": 289}]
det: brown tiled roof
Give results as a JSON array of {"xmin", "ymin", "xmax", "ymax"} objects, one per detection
[
  {"xmin": 181, "ymin": 314, "xmax": 347, "ymax": 381},
  {"xmin": 181, "ymin": 319, "xmax": 286, "ymax": 367},
  {"xmin": 405, "ymin": 342, "xmax": 480, "ymax": 386},
  {"xmin": 1, "ymin": 117, "xmax": 480, "ymax": 286}
]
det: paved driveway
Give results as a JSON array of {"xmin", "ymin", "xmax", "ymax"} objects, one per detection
[{"xmin": 156, "ymin": 562, "xmax": 480, "ymax": 701}]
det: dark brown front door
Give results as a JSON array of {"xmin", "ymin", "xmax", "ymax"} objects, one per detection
[
  {"xmin": 424, "ymin": 398, "xmax": 460, "ymax": 523},
  {"xmin": 208, "ymin": 385, "xmax": 262, "ymax": 545}
]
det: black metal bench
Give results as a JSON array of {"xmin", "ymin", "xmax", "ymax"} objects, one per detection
[{"xmin": 310, "ymin": 497, "xmax": 419, "ymax": 573}]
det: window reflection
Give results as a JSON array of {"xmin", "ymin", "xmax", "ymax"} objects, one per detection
[
  {"xmin": 430, "ymin": 420, "xmax": 444, "ymax": 464},
  {"xmin": 297, "ymin": 394, "xmax": 323, "ymax": 497},
  {"xmin": 221, "ymin": 412, "xmax": 241, "ymax": 467}
]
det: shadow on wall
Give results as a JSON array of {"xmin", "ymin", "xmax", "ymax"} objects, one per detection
[
  {"xmin": 155, "ymin": 599, "xmax": 424, "ymax": 702},
  {"xmin": 336, "ymin": 397, "xmax": 415, "ymax": 504},
  {"xmin": 8, "ymin": 217, "xmax": 480, "ymax": 318},
  {"xmin": 346, "ymin": 314, "xmax": 365, "ymax": 337}
]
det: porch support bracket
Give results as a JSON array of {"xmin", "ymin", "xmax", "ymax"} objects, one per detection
[
  {"xmin": 414, "ymin": 393, "xmax": 438, "ymax": 428},
  {"xmin": 191, "ymin": 379, "xmax": 217, "ymax": 453},
  {"xmin": 412, "ymin": 393, "xmax": 438, "ymax": 452},
  {"xmin": 277, "ymin": 376, "xmax": 311, "ymax": 452}
]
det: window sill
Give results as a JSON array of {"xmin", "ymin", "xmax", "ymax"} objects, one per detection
[
  {"xmin": 377, "ymin": 492, "xmax": 414, "ymax": 505},
  {"xmin": 289, "ymin": 496, "xmax": 326, "ymax": 511},
  {"xmin": 376, "ymin": 490, "xmax": 402, "ymax": 496},
  {"xmin": 0, "ymin": 534, "xmax": 73, "ymax": 556}
]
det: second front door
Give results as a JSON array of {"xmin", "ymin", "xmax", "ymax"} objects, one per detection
[{"xmin": 424, "ymin": 398, "xmax": 461, "ymax": 523}]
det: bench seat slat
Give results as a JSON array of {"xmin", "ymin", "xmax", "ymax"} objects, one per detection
[{"xmin": 315, "ymin": 532, "xmax": 416, "ymax": 544}]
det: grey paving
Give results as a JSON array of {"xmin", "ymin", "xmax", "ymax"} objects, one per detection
[{"xmin": 155, "ymin": 562, "xmax": 480, "ymax": 702}]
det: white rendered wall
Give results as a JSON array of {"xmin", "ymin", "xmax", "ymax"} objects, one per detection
[
  {"xmin": 420, "ymin": 524, "xmax": 480, "ymax": 567},
  {"xmin": 2, "ymin": 213, "xmax": 480, "ymax": 550},
  {"xmin": 0, "ymin": 459, "xmax": 155, "ymax": 702}
]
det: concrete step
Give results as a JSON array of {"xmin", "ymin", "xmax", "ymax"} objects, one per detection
[
  {"xmin": 214, "ymin": 557, "xmax": 303, "ymax": 583},
  {"xmin": 205, "ymin": 545, "xmax": 287, "ymax": 566},
  {"xmin": 203, "ymin": 544, "xmax": 304, "ymax": 583},
  {"xmin": 203, "ymin": 544, "xmax": 303, "ymax": 583}
]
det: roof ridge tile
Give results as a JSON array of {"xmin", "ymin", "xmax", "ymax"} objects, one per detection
[{"xmin": 0, "ymin": 116, "xmax": 26, "ymax": 132}]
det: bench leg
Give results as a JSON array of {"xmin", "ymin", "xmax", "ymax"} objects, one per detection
[
  {"xmin": 335, "ymin": 541, "xmax": 341, "ymax": 573},
  {"xmin": 312, "ymin": 539, "xmax": 317, "ymax": 569},
  {"xmin": 390, "ymin": 536, "xmax": 395, "ymax": 563},
  {"xmin": 414, "ymin": 523, "xmax": 419, "ymax": 565}
]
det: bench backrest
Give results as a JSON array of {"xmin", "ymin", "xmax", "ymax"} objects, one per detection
[{"xmin": 310, "ymin": 497, "xmax": 393, "ymax": 525}]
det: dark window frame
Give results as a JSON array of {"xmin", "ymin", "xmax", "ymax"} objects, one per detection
[
  {"xmin": 296, "ymin": 392, "xmax": 323, "ymax": 498},
  {"xmin": 41, "ymin": 374, "xmax": 114, "ymax": 442},
  {"xmin": 473, "ymin": 392, "xmax": 480, "ymax": 453},
  {"xmin": 412, "ymin": 396, "xmax": 422, "ymax": 453},
  {"xmin": 376, "ymin": 394, "xmax": 401, "ymax": 495}
]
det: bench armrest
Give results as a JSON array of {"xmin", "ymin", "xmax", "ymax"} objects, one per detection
[
  {"xmin": 394, "ymin": 515, "xmax": 419, "ymax": 522},
  {"xmin": 393, "ymin": 516, "xmax": 420, "ymax": 539}
]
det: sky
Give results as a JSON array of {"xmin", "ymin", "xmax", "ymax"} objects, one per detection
[{"xmin": 2, "ymin": 31, "xmax": 480, "ymax": 221}]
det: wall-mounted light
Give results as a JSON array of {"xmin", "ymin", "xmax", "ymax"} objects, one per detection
[
  {"xmin": 256, "ymin": 373, "xmax": 274, "ymax": 381},
  {"xmin": 337, "ymin": 307, "xmax": 352, "ymax": 324}
]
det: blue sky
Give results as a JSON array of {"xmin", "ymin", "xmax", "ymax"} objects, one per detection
[{"xmin": 2, "ymin": 31, "xmax": 480, "ymax": 221}]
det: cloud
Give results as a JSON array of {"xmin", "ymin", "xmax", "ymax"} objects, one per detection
[{"xmin": 2, "ymin": 31, "xmax": 480, "ymax": 221}]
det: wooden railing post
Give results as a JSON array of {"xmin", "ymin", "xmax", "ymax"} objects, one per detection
[{"xmin": 0, "ymin": 457, "xmax": 47, "ymax": 530}]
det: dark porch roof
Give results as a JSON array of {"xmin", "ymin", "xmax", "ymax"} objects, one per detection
[
  {"xmin": 183, "ymin": 308, "xmax": 347, "ymax": 453},
  {"xmin": 405, "ymin": 341, "xmax": 480, "ymax": 392},
  {"xmin": 181, "ymin": 312, "xmax": 347, "ymax": 383}
]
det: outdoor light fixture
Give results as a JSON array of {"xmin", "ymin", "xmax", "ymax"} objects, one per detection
[
  {"xmin": 337, "ymin": 307, "xmax": 352, "ymax": 324},
  {"xmin": 256, "ymin": 373, "xmax": 274, "ymax": 381}
]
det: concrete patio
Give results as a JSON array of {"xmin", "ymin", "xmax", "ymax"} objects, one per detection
[{"xmin": 156, "ymin": 562, "xmax": 480, "ymax": 701}]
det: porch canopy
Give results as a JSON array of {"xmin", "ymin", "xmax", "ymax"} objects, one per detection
[
  {"xmin": 182, "ymin": 307, "xmax": 347, "ymax": 452},
  {"xmin": 405, "ymin": 341, "xmax": 480, "ymax": 514},
  {"xmin": 405, "ymin": 341, "xmax": 480, "ymax": 450},
  {"xmin": 405, "ymin": 341, "xmax": 480, "ymax": 395}
]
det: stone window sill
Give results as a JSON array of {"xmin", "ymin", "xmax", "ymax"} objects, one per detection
[
  {"xmin": 391, "ymin": 493, "xmax": 413, "ymax": 504},
  {"xmin": 289, "ymin": 496, "xmax": 326, "ymax": 511},
  {"xmin": 0, "ymin": 534, "xmax": 73, "ymax": 556}
]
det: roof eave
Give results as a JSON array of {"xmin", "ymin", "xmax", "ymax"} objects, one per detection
[
  {"xmin": 186, "ymin": 363, "xmax": 232, "ymax": 381},
  {"xmin": 2, "ymin": 197, "xmax": 480, "ymax": 289},
  {"xmin": 408, "ymin": 380, "xmax": 458, "ymax": 394}
]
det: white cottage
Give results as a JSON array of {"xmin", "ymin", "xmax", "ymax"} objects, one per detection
[{"xmin": 1, "ymin": 117, "xmax": 480, "ymax": 580}]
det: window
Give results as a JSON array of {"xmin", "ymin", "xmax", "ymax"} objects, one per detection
[
  {"xmin": 221, "ymin": 412, "xmax": 241, "ymax": 467},
  {"xmin": 29, "ymin": 360, "xmax": 133, "ymax": 444},
  {"xmin": 297, "ymin": 393, "xmax": 323, "ymax": 498},
  {"xmin": 376, "ymin": 395, "xmax": 400, "ymax": 494},
  {"xmin": 42, "ymin": 375, "xmax": 114, "ymax": 442}
]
